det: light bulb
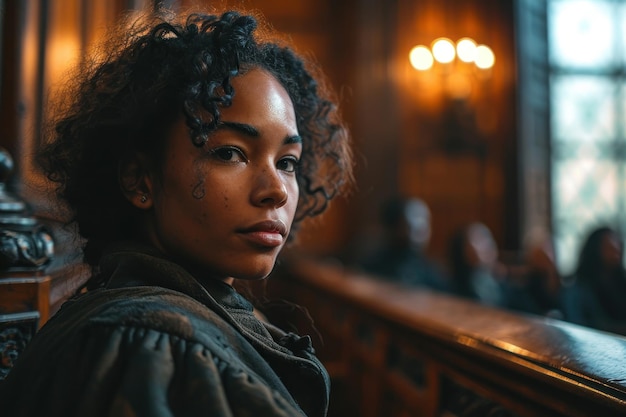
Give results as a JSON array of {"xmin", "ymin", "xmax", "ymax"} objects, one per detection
[
  {"xmin": 456, "ymin": 38, "xmax": 477, "ymax": 63},
  {"xmin": 409, "ymin": 45, "xmax": 434, "ymax": 70},
  {"xmin": 431, "ymin": 38, "xmax": 455, "ymax": 64},
  {"xmin": 475, "ymin": 45, "xmax": 495, "ymax": 69}
]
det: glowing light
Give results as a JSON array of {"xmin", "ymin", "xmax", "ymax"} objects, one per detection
[
  {"xmin": 431, "ymin": 38, "xmax": 456, "ymax": 64},
  {"xmin": 407, "ymin": 37, "xmax": 495, "ymax": 98},
  {"xmin": 446, "ymin": 73, "xmax": 472, "ymax": 99},
  {"xmin": 475, "ymin": 45, "xmax": 495, "ymax": 69},
  {"xmin": 456, "ymin": 38, "xmax": 477, "ymax": 63},
  {"xmin": 409, "ymin": 45, "xmax": 434, "ymax": 70}
]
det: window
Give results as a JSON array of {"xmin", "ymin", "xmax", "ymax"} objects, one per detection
[{"xmin": 548, "ymin": 0, "xmax": 626, "ymax": 274}]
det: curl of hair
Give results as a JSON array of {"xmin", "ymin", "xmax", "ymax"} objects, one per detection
[{"xmin": 38, "ymin": 9, "xmax": 353, "ymax": 272}]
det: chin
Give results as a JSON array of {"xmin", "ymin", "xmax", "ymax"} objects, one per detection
[
  {"xmin": 242, "ymin": 267, "xmax": 276, "ymax": 281},
  {"xmin": 233, "ymin": 259, "xmax": 278, "ymax": 281}
]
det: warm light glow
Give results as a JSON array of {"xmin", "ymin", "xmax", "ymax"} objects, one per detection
[
  {"xmin": 475, "ymin": 45, "xmax": 495, "ymax": 69},
  {"xmin": 409, "ymin": 45, "xmax": 434, "ymax": 70},
  {"xmin": 456, "ymin": 38, "xmax": 477, "ymax": 63},
  {"xmin": 407, "ymin": 36, "xmax": 495, "ymax": 99},
  {"xmin": 431, "ymin": 38, "xmax": 456, "ymax": 64},
  {"xmin": 445, "ymin": 73, "xmax": 473, "ymax": 99}
]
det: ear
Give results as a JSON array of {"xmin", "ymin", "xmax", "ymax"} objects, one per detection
[{"xmin": 119, "ymin": 154, "xmax": 154, "ymax": 209}]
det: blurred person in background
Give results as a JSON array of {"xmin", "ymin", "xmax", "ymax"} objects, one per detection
[
  {"xmin": 561, "ymin": 226, "xmax": 626, "ymax": 335},
  {"xmin": 358, "ymin": 196, "xmax": 448, "ymax": 291},
  {"xmin": 506, "ymin": 228, "xmax": 564, "ymax": 319},
  {"xmin": 445, "ymin": 222, "xmax": 507, "ymax": 307}
]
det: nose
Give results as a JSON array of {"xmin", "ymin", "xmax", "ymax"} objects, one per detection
[{"xmin": 251, "ymin": 165, "xmax": 289, "ymax": 208}]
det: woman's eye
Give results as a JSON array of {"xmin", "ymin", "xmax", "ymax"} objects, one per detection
[
  {"xmin": 277, "ymin": 157, "xmax": 299, "ymax": 173},
  {"xmin": 211, "ymin": 147, "xmax": 246, "ymax": 163}
]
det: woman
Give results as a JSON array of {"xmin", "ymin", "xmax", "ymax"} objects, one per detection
[
  {"xmin": 0, "ymin": 7, "xmax": 352, "ymax": 417},
  {"xmin": 445, "ymin": 222, "xmax": 507, "ymax": 307},
  {"xmin": 561, "ymin": 226, "xmax": 626, "ymax": 335}
]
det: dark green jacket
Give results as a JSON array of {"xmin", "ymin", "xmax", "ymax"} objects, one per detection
[{"xmin": 0, "ymin": 243, "xmax": 329, "ymax": 417}]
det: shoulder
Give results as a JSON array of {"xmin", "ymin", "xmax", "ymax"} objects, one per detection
[
  {"xmin": 1, "ymin": 286, "xmax": 308, "ymax": 417},
  {"xmin": 12, "ymin": 285, "xmax": 239, "ymax": 373},
  {"xmin": 56, "ymin": 286, "xmax": 234, "ymax": 347}
]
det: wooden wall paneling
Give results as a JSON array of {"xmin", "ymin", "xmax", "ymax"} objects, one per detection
[
  {"xmin": 0, "ymin": 0, "xmax": 44, "ymax": 186},
  {"xmin": 83, "ymin": 0, "xmax": 129, "ymax": 52},
  {"xmin": 336, "ymin": 0, "xmax": 404, "ymax": 263},
  {"xmin": 389, "ymin": 0, "xmax": 518, "ymax": 260},
  {"xmin": 383, "ymin": 334, "xmax": 434, "ymax": 416}
]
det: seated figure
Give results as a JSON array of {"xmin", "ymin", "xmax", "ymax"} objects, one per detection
[
  {"xmin": 445, "ymin": 222, "xmax": 507, "ymax": 307},
  {"xmin": 561, "ymin": 226, "xmax": 626, "ymax": 335},
  {"xmin": 359, "ymin": 196, "xmax": 448, "ymax": 291}
]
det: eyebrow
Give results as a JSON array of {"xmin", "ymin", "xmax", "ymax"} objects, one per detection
[{"xmin": 219, "ymin": 121, "xmax": 302, "ymax": 144}]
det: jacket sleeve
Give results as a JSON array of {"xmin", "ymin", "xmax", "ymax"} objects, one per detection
[{"xmin": 73, "ymin": 325, "xmax": 307, "ymax": 417}]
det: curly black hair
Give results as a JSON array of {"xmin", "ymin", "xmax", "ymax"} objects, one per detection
[{"xmin": 38, "ymin": 9, "xmax": 353, "ymax": 268}]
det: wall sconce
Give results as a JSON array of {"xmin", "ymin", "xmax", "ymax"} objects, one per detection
[{"xmin": 409, "ymin": 37, "xmax": 495, "ymax": 99}]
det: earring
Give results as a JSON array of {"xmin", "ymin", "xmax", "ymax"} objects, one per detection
[{"xmin": 140, "ymin": 194, "xmax": 148, "ymax": 203}]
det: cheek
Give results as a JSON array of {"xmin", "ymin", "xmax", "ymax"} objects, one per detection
[
  {"xmin": 217, "ymin": 177, "xmax": 249, "ymax": 208},
  {"xmin": 190, "ymin": 164, "xmax": 208, "ymax": 199},
  {"xmin": 288, "ymin": 183, "xmax": 300, "ymax": 216}
]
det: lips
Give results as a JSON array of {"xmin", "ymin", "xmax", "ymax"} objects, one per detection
[{"xmin": 238, "ymin": 220, "xmax": 288, "ymax": 248}]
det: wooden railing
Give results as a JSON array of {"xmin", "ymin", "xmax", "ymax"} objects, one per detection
[{"xmin": 267, "ymin": 253, "xmax": 626, "ymax": 417}]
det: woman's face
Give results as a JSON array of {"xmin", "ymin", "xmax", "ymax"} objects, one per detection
[
  {"xmin": 144, "ymin": 69, "xmax": 301, "ymax": 284},
  {"xmin": 465, "ymin": 223, "xmax": 498, "ymax": 268}
]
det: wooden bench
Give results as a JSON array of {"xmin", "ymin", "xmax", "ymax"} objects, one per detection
[{"xmin": 268, "ymin": 253, "xmax": 626, "ymax": 417}]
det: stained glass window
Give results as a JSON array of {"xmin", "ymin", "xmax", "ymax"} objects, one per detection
[{"xmin": 548, "ymin": 0, "xmax": 626, "ymax": 273}]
